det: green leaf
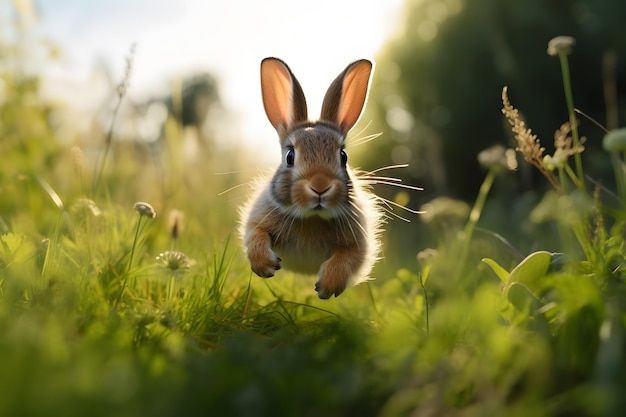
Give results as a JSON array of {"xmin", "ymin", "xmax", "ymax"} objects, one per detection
[
  {"xmin": 0, "ymin": 233, "xmax": 36, "ymax": 265},
  {"xmin": 505, "ymin": 281, "xmax": 542, "ymax": 312},
  {"xmin": 481, "ymin": 257, "xmax": 510, "ymax": 282},
  {"xmin": 508, "ymin": 251, "xmax": 553, "ymax": 291}
]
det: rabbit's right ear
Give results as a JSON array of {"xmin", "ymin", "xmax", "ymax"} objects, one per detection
[
  {"xmin": 320, "ymin": 59, "xmax": 373, "ymax": 136},
  {"xmin": 260, "ymin": 57, "xmax": 308, "ymax": 139}
]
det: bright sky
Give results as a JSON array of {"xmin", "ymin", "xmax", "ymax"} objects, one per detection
[{"xmin": 31, "ymin": 0, "xmax": 405, "ymax": 153}]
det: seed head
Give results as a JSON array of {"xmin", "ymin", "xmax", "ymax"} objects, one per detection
[
  {"xmin": 133, "ymin": 202, "xmax": 156, "ymax": 219},
  {"xmin": 502, "ymin": 86, "xmax": 560, "ymax": 190},
  {"xmin": 167, "ymin": 209, "xmax": 185, "ymax": 240},
  {"xmin": 70, "ymin": 146, "xmax": 84, "ymax": 174},
  {"xmin": 547, "ymin": 36, "xmax": 575, "ymax": 56}
]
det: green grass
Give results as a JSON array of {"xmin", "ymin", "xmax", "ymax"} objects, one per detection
[{"xmin": 1, "ymin": 37, "xmax": 626, "ymax": 417}]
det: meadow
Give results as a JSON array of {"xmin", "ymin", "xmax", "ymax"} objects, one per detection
[{"xmin": 1, "ymin": 36, "xmax": 626, "ymax": 417}]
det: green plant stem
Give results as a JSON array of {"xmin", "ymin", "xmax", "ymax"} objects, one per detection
[
  {"xmin": 572, "ymin": 222, "xmax": 596, "ymax": 265},
  {"xmin": 93, "ymin": 95, "xmax": 124, "ymax": 194},
  {"xmin": 558, "ymin": 52, "xmax": 584, "ymax": 184},
  {"xmin": 564, "ymin": 164, "xmax": 584, "ymax": 190},
  {"xmin": 558, "ymin": 167, "xmax": 570, "ymax": 194},
  {"xmin": 557, "ymin": 166, "xmax": 596, "ymax": 261},
  {"xmin": 612, "ymin": 153, "xmax": 626, "ymax": 204},
  {"xmin": 456, "ymin": 167, "xmax": 497, "ymax": 281},
  {"xmin": 167, "ymin": 275, "xmax": 175, "ymax": 302},
  {"xmin": 128, "ymin": 216, "xmax": 143, "ymax": 272},
  {"xmin": 115, "ymin": 215, "xmax": 143, "ymax": 306},
  {"xmin": 419, "ymin": 272, "xmax": 429, "ymax": 335},
  {"xmin": 464, "ymin": 168, "xmax": 496, "ymax": 245}
]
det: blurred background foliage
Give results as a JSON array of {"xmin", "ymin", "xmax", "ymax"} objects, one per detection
[{"xmin": 357, "ymin": 0, "xmax": 626, "ymax": 267}]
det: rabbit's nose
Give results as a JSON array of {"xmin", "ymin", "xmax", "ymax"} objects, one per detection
[
  {"xmin": 310, "ymin": 185, "xmax": 332, "ymax": 196},
  {"xmin": 309, "ymin": 175, "xmax": 333, "ymax": 196}
]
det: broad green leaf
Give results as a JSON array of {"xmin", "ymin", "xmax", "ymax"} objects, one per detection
[
  {"xmin": 506, "ymin": 281, "xmax": 542, "ymax": 312},
  {"xmin": 481, "ymin": 258, "xmax": 509, "ymax": 282},
  {"xmin": 508, "ymin": 251, "xmax": 553, "ymax": 291},
  {"xmin": 0, "ymin": 233, "xmax": 36, "ymax": 265}
]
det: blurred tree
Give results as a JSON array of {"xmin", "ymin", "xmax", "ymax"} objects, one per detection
[
  {"xmin": 131, "ymin": 73, "xmax": 222, "ymax": 158},
  {"xmin": 363, "ymin": 0, "xmax": 626, "ymax": 201}
]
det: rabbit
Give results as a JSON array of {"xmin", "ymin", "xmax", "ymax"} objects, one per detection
[{"xmin": 240, "ymin": 57, "xmax": 383, "ymax": 299}]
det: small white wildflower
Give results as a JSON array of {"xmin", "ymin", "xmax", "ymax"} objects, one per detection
[
  {"xmin": 133, "ymin": 202, "xmax": 156, "ymax": 219},
  {"xmin": 547, "ymin": 36, "xmax": 576, "ymax": 56},
  {"xmin": 156, "ymin": 250, "xmax": 194, "ymax": 272},
  {"xmin": 420, "ymin": 197, "xmax": 470, "ymax": 224}
]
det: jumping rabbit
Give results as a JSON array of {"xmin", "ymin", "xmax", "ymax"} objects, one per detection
[{"xmin": 240, "ymin": 57, "xmax": 383, "ymax": 299}]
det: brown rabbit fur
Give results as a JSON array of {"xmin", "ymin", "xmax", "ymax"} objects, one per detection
[{"xmin": 240, "ymin": 57, "xmax": 382, "ymax": 299}]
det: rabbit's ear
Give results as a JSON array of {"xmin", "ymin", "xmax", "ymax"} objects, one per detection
[
  {"xmin": 320, "ymin": 59, "xmax": 373, "ymax": 136},
  {"xmin": 261, "ymin": 57, "xmax": 308, "ymax": 139}
]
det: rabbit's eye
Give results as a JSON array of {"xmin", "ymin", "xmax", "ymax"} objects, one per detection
[
  {"xmin": 286, "ymin": 148, "xmax": 295, "ymax": 167},
  {"xmin": 340, "ymin": 149, "xmax": 348, "ymax": 166}
]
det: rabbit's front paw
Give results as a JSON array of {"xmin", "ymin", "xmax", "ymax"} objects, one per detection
[
  {"xmin": 315, "ymin": 262, "xmax": 349, "ymax": 299},
  {"xmin": 249, "ymin": 249, "xmax": 281, "ymax": 278}
]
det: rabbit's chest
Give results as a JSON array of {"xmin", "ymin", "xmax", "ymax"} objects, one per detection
[{"xmin": 271, "ymin": 216, "xmax": 346, "ymax": 275}]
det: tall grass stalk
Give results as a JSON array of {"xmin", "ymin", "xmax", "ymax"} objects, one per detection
[
  {"xmin": 92, "ymin": 44, "xmax": 135, "ymax": 194},
  {"xmin": 114, "ymin": 215, "xmax": 143, "ymax": 307},
  {"xmin": 455, "ymin": 166, "xmax": 497, "ymax": 281},
  {"xmin": 611, "ymin": 153, "xmax": 626, "ymax": 204},
  {"xmin": 34, "ymin": 175, "xmax": 73, "ymax": 277},
  {"xmin": 418, "ymin": 271, "xmax": 429, "ymax": 335},
  {"xmin": 554, "ymin": 39, "xmax": 585, "ymax": 184},
  {"xmin": 114, "ymin": 202, "xmax": 154, "ymax": 307}
]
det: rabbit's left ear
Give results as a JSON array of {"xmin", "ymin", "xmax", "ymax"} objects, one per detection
[
  {"xmin": 261, "ymin": 57, "xmax": 308, "ymax": 140},
  {"xmin": 320, "ymin": 59, "xmax": 373, "ymax": 136}
]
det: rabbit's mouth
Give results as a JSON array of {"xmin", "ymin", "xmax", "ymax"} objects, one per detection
[
  {"xmin": 291, "ymin": 176, "xmax": 344, "ymax": 215},
  {"xmin": 299, "ymin": 201, "xmax": 336, "ymax": 220}
]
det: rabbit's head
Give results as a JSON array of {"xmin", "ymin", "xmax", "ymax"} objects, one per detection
[{"xmin": 260, "ymin": 57, "xmax": 373, "ymax": 219}]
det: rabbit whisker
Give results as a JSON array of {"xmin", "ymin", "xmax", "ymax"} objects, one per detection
[
  {"xmin": 377, "ymin": 194, "xmax": 423, "ymax": 217},
  {"xmin": 214, "ymin": 168, "xmax": 269, "ymax": 176},
  {"xmin": 346, "ymin": 120, "xmax": 374, "ymax": 143},
  {"xmin": 377, "ymin": 199, "xmax": 412, "ymax": 222},
  {"xmin": 345, "ymin": 219, "xmax": 360, "ymax": 249},
  {"xmin": 367, "ymin": 164, "xmax": 409, "ymax": 174},
  {"xmin": 359, "ymin": 177, "xmax": 424, "ymax": 192},
  {"xmin": 218, "ymin": 182, "xmax": 252, "ymax": 196},
  {"xmin": 346, "ymin": 201, "xmax": 369, "ymax": 237},
  {"xmin": 337, "ymin": 209, "xmax": 360, "ymax": 248},
  {"xmin": 348, "ymin": 131, "xmax": 383, "ymax": 147}
]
